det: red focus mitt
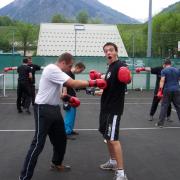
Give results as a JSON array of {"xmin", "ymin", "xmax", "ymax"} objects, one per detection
[
  {"xmin": 62, "ymin": 95, "xmax": 80, "ymax": 107},
  {"xmin": 157, "ymin": 88, "xmax": 163, "ymax": 99},
  {"xmin": 89, "ymin": 70, "xmax": 102, "ymax": 80},
  {"xmin": 118, "ymin": 66, "xmax": 131, "ymax": 84},
  {"xmin": 135, "ymin": 67, "xmax": 145, "ymax": 73},
  {"xmin": 89, "ymin": 79, "xmax": 107, "ymax": 89}
]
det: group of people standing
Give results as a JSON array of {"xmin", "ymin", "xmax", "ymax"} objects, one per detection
[
  {"xmin": 4, "ymin": 42, "xmax": 180, "ymax": 180},
  {"xmin": 18, "ymin": 42, "xmax": 131, "ymax": 180},
  {"xmin": 16, "ymin": 56, "xmax": 41, "ymax": 114},
  {"xmin": 136, "ymin": 58, "xmax": 180, "ymax": 127}
]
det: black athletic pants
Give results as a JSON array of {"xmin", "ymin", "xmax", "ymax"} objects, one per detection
[
  {"xmin": 159, "ymin": 91, "xmax": 180, "ymax": 124},
  {"xmin": 150, "ymin": 95, "xmax": 171, "ymax": 117},
  {"xmin": 19, "ymin": 104, "xmax": 67, "ymax": 180},
  {"xmin": 17, "ymin": 81, "xmax": 31, "ymax": 111}
]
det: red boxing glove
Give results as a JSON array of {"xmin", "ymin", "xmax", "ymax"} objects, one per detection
[
  {"xmin": 4, "ymin": 67, "xmax": 11, "ymax": 72},
  {"xmin": 135, "ymin": 67, "xmax": 145, "ymax": 73},
  {"xmin": 157, "ymin": 88, "xmax": 163, "ymax": 99},
  {"xmin": 89, "ymin": 79, "xmax": 107, "ymax": 89},
  {"xmin": 69, "ymin": 96, "xmax": 81, "ymax": 107},
  {"xmin": 89, "ymin": 70, "xmax": 102, "ymax": 80},
  {"xmin": 118, "ymin": 66, "xmax": 131, "ymax": 84},
  {"xmin": 4, "ymin": 66, "xmax": 17, "ymax": 72},
  {"xmin": 62, "ymin": 95, "xmax": 80, "ymax": 107}
]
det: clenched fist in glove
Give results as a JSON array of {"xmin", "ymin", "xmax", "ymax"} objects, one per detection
[
  {"xmin": 118, "ymin": 66, "xmax": 131, "ymax": 84},
  {"xmin": 89, "ymin": 79, "xmax": 107, "ymax": 89},
  {"xmin": 62, "ymin": 95, "xmax": 80, "ymax": 107},
  {"xmin": 4, "ymin": 66, "xmax": 17, "ymax": 72},
  {"xmin": 157, "ymin": 88, "xmax": 163, "ymax": 99},
  {"xmin": 135, "ymin": 67, "xmax": 145, "ymax": 73},
  {"xmin": 89, "ymin": 70, "xmax": 102, "ymax": 80}
]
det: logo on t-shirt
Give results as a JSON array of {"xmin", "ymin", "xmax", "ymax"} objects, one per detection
[{"xmin": 107, "ymin": 72, "xmax": 111, "ymax": 79}]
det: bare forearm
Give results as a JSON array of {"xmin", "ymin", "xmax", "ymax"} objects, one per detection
[{"xmin": 65, "ymin": 79, "xmax": 89, "ymax": 89}]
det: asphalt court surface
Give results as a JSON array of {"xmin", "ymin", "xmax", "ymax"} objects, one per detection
[{"xmin": 0, "ymin": 90, "xmax": 180, "ymax": 180}]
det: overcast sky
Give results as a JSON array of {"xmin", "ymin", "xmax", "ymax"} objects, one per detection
[
  {"xmin": 98, "ymin": 0, "xmax": 180, "ymax": 22},
  {"xmin": 0, "ymin": 0, "xmax": 180, "ymax": 22}
]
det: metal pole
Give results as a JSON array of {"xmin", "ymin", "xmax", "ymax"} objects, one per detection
[
  {"xmin": 146, "ymin": 0, "xmax": 152, "ymax": 90},
  {"xmin": 75, "ymin": 29, "xmax": 77, "ymax": 56},
  {"xmin": 147, "ymin": 0, "xmax": 152, "ymax": 57},
  {"xmin": 12, "ymin": 30, "xmax": 15, "ymax": 89},
  {"xmin": 12, "ymin": 31, "xmax": 15, "ymax": 54},
  {"xmin": 132, "ymin": 33, "xmax": 135, "ymax": 90}
]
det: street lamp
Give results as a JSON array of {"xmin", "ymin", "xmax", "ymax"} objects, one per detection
[
  {"xmin": 74, "ymin": 24, "xmax": 85, "ymax": 56},
  {"xmin": 146, "ymin": 0, "xmax": 152, "ymax": 90}
]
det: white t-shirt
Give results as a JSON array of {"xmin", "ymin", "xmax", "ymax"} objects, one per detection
[{"xmin": 35, "ymin": 64, "xmax": 70, "ymax": 105}]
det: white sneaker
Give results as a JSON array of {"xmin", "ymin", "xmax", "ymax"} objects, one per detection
[
  {"xmin": 100, "ymin": 160, "xmax": 117, "ymax": 170},
  {"xmin": 113, "ymin": 171, "xmax": 128, "ymax": 180}
]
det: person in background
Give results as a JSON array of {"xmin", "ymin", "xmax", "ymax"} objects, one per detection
[
  {"xmin": 16, "ymin": 58, "xmax": 32, "ymax": 114},
  {"xmin": 63, "ymin": 62, "xmax": 86, "ymax": 139},
  {"xmin": 136, "ymin": 65, "xmax": 172, "ymax": 121},
  {"xmin": 156, "ymin": 58, "xmax": 180, "ymax": 127},
  {"xmin": 26, "ymin": 56, "xmax": 42, "ymax": 106}
]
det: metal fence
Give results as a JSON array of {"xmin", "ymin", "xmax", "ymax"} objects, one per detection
[{"xmin": 0, "ymin": 54, "xmax": 180, "ymax": 90}]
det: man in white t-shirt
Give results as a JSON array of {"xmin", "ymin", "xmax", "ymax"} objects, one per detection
[{"xmin": 19, "ymin": 52, "xmax": 107, "ymax": 180}]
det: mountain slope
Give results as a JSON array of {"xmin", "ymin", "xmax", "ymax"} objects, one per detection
[
  {"xmin": 159, "ymin": 1, "xmax": 180, "ymax": 14},
  {"xmin": 0, "ymin": 0, "xmax": 139, "ymax": 24}
]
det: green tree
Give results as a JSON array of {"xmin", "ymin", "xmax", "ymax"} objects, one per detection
[
  {"xmin": 15, "ymin": 22, "xmax": 38, "ymax": 56},
  {"xmin": 89, "ymin": 17, "xmax": 102, "ymax": 24},
  {"xmin": 0, "ymin": 16, "xmax": 14, "ymax": 26},
  {"xmin": 51, "ymin": 14, "xmax": 67, "ymax": 23},
  {"xmin": 76, "ymin": 10, "xmax": 89, "ymax": 24},
  {"xmin": 0, "ymin": 36, "xmax": 11, "ymax": 52}
]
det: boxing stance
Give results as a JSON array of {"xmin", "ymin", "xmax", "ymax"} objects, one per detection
[
  {"xmin": 136, "ymin": 66, "xmax": 172, "ymax": 121},
  {"xmin": 19, "ymin": 52, "xmax": 107, "ymax": 180},
  {"xmin": 155, "ymin": 59, "xmax": 180, "ymax": 127},
  {"xmin": 89, "ymin": 42, "xmax": 131, "ymax": 180}
]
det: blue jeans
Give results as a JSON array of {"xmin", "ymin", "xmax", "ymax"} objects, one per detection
[{"xmin": 64, "ymin": 107, "xmax": 76, "ymax": 135}]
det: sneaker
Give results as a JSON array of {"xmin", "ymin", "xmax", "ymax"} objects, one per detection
[
  {"xmin": 113, "ymin": 171, "xmax": 128, "ymax": 180},
  {"xmin": 71, "ymin": 131, "xmax": 79, "ymax": 135},
  {"xmin": 25, "ymin": 110, "xmax": 31, "ymax": 115},
  {"xmin": 67, "ymin": 135, "xmax": 76, "ymax": 140},
  {"xmin": 155, "ymin": 122, "xmax": 164, "ymax": 128},
  {"xmin": 167, "ymin": 117, "xmax": 173, "ymax": 122},
  {"xmin": 149, "ymin": 116, "xmax": 153, "ymax": 121},
  {"xmin": 18, "ymin": 109, "xmax": 23, "ymax": 113},
  {"xmin": 50, "ymin": 163, "xmax": 71, "ymax": 172},
  {"xmin": 100, "ymin": 160, "xmax": 117, "ymax": 170}
]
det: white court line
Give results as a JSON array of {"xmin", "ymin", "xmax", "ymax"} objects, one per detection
[
  {"xmin": 0, "ymin": 102, "xmax": 152, "ymax": 105},
  {"xmin": 0, "ymin": 127, "xmax": 180, "ymax": 132},
  {"xmin": 0, "ymin": 97, "xmax": 152, "ymax": 100}
]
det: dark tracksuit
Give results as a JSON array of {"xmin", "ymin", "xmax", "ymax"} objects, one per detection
[
  {"xmin": 20, "ymin": 104, "xmax": 66, "ymax": 180},
  {"xmin": 28, "ymin": 64, "xmax": 41, "ymax": 105},
  {"xmin": 150, "ymin": 67, "xmax": 171, "ymax": 117},
  {"xmin": 22, "ymin": 64, "xmax": 41, "ymax": 106},
  {"xmin": 158, "ymin": 67, "xmax": 180, "ymax": 125},
  {"xmin": 17, "ymin": 64, "xmax": 32, "ymax": 111}
]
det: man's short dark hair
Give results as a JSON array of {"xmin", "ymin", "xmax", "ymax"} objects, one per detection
[
  {"xmin": 57, "ymin": 52, "xmax": 74, "ymax": 64},
  {"xmin": 75, "ymin": 62, "xmax": 86, "ymax": 69},
  {"xmin": 163, "ymin": 58, "xmax": 171, "ymax": 65},
  {"xmin": 23, "ymin": 58, "xmax": 28, "ymax": 63},
  {"xmin": 103, "ymin": 42, "xmax": 118, "ymax": 52}
]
